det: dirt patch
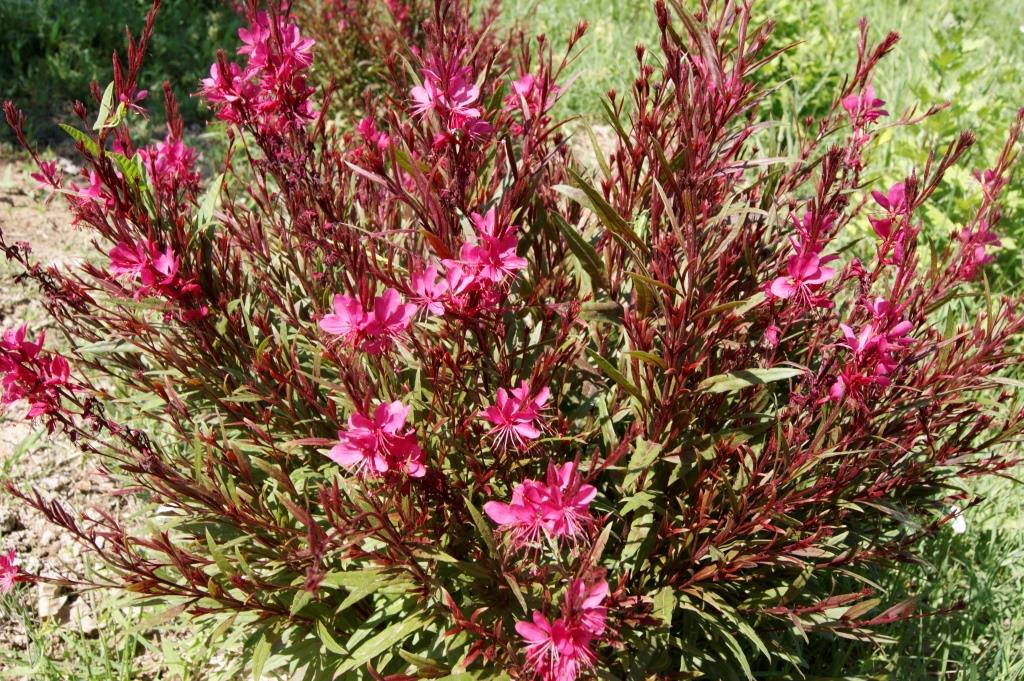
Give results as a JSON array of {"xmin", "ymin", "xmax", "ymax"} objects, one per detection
[{"xmin": 0, "ymin": 155, "xmax": 127, "ymax": 661}]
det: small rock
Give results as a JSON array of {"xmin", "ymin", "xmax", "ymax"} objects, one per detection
[
  {"xmin": 65, "ymin": 597, "xmax": 99, "ymax": 637},
  {"xmin": 0, "ymin": 508, "xmax": 23, "ymax": 534},
  {"xmin": 37, "ymin": 582, "xmax": 69, "ymax": 619}
]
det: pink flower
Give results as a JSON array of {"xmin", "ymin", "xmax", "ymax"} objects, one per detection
[
  {"xmin": 327, "ymin": 401, "xmax": 425, "ymax": 478},
  {"xmin": 109, "ymin": 241, "xmax": 151, "ymax": 279},
  {"xmin": 70, "ymin": 170, "xmax": 113, "ymax": 208},
  {"xmin": 830, "ymin": 304, "xmax": 914, "ymax": 405},
  {"xmin": 410, "ymin": 55, "xmax": 492, "ymax": 138},
  {"xmin": 319, "ymin": 294, "xmax": 367, "ymax": 345},
  {"xmin": 480, "ymin": 380, "xmax": 550, "ymax": 447},
  {"xmin": 118, "ymin": 88, "xmax": 148, "ymax": 116},
  {"xmin": 839, "ymin": 322, "xmax": 882, "ymax": 357},
  {"xmin": 411, "ymin": 62, "xmax": 480, "ymax": 119},
  {"xmin": 409, "ymin": 265, "xmax": 447, "ymax": 315},
  {"xmin": 384, "ymin": 0, "xmax": 410, "ymax": 22},
  {"xmin": 363, "ymin": 289, "xmax": 418, "ymax": 354},
  {"xmin": 30, "ymin": 160, "xmax": 61, "ymax": 198},
  {"xmin": 829, "ymin": 366, "xmax": 889, "ymax": 403},
  {"xmin": 839, "ymin": 319, "xmax": 910, "ymax": 376},
  {"xmin": 320, "ymin": 288, "xmax": 416, "ymax": 354},
  {"xmin": 956, "ymin": 220, "xmax": 1001, "ymax": 280},
  {"xmin": 139, "ymin": 133, "xmax": 199, "ymax": 196},
  {"xmin": 974, "ymin": 168, "xmax": 1004, "ymax": 200},
  {"xmin": 200, "ymin": 61, "xmax": 256, "ymax": 114},
  {"xmin": 562, "ymin": 579, "xmax": 609, "ymax": 638},
  {"xmin": 515, "ymin": 579, "xmax": 608, "ymax": 681},
  {"xmin": 788, "ymin": 210, "xmax": 836, "ymax": 242},
  {"xmin": 484, "ymin": 462, "xmax": 596, "ymax": 549},
  {"xmin": 142, "ymin": 247, "xmax": 181, "ymax": 290},
  {"xmin": 516, "ymin": 612, "xmax": 594, "ymax": 681},
  {"xmin": 356, "ymin": 117, "xmax": 390, "ymax": 151},
  {"xmin": 1, "ymin": 325, "xmax": 70, "ymax": 419},
  {"xmin": 505, "ymin": 73, "xmax": 559, "ymax": 121},
  {"xmin": 107, "ymin": 241, "xmax": 204, "ymax": 317},
  {"xmin": 201, "ymin": 12, "xmax": 316, "ymax": 132},
  {"xmin": 868, "ymin": 182, "xmax": 909, "ymax": 240},
  {"xmin": 769, "ymin": 242, "xmax": 837, "ymax": 306},
  {"xmin": 238, "ymin": 12, "xmax": 314, "ymax": 74},
  {"xmin": 411, "ymin": 78, "xmax": 445, "ymax": 118},
  {"xmin": 842, "ymin": 84, "xmax": 887, "ymax": 126},
  {"xmin": 449, "ymin": 208, "xmax": 528, "ymax": 284},
  {"xmin": 0, "ymin": 549, "xmax": 19, "ymax": 593}
]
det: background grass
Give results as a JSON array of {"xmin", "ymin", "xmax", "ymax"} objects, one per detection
[
  {"xmin": 0, "ymin": 0, "xmax": 238, "ymax": 144},
  {"xmin": 2, "ymin": 0, "xmax": 1024, "ymax": 678}
]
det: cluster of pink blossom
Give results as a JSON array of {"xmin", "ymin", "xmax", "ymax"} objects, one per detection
[
  {"xmin": 768, "ymin": 235, "xmax": 837, "ymax": 308},
  {"xmin": 358, "ymin": 116, "xmax": 393, "ymax": 154},
  {"xmin": 484, "ymin": 462, "xmax": 596, "ymax": 550},
  {"xmin": 30, "ymin": 160, "xmax": 62, "ymax": 200},
  {"xmin": 829, "ymin": 297, "xmax": 914, "ymax": 403},
  {"xmin": 328, "ymin": 400, "xmax": 425, "ymax": 478},
  {"xmin": 119, "ymin": 87, "xmax": 149, "ymax": 117},
  {"xmin": 867, "ymin": 181, "xmax": 915, "ymax": 262},
  {"xmin": 108, "ymin": 240, "xmax": 207, "ymax": 320},
  {"xmin": 200, "ymin": 9, "xmax": 316, "ymax": 132},
  {"xmin": 842, "ymin": 84, "xmax": 888, "ymax": 128},
  {"xmin": 318, "ymin": 289, "xmax": 422, "ymax": 478},
  {"xmin": 138, "ymin": 132, "xmax": 200, "ymax": 197},
  {"xmin": 411, "ymin": 53, "xmax": 493, "ymax": 143},
  {"xmin": 69, "ymin": 169, "xmax": 116, "ymax": 213},
  {"xmin": 479, "ymin": 380, "xmax": 550, "ymax": 448},
  {"xmin": 0, "ymin": 325, "xmax": 70, "ymax": 419},
  {"xmin": 319, "ymin": 288, "xmax": 416, "ymax": 354},
  {"xmin": 0, "ymin": 549, "xmax": 19, "ymax": 593},
  {"xmin": 956, "ymin": 219, "xmax": 1000, "ymax": 280},
  {"xmin": 407, "ymin": 208, "xmax": 528, "ymax": 317},
  {"xmin": 516, "ymin": 579, "xmax": 608, "ymax": 681},
  {"xmin": 841, "ymin": 83, "xmax": 887, "ymax": 169},
  {"xmin": 504, "ymin": 72, "xmax": 558, "ymax": 133},
  {"xmin": 384, "ymin": 0, "xmax": 411, "ymax": 23}
]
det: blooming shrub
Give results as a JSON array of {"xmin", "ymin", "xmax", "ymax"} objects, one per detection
[
  {"xmin": 2, "ymin": 0, "xmax": 1024, "ymax": 678},
  {"xmin": 293, "ymin": 0, "xmax": 517, "ymax": 121}
]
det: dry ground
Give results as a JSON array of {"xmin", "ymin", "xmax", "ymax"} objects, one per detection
[{"xmin": 0, "ymin": 154, "xmax": 131, "ymax": 656}]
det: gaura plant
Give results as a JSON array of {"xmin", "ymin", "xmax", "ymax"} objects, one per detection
[{"xmin": 2, "ymin": 0, "xmax": 1024, "ymax": 678}]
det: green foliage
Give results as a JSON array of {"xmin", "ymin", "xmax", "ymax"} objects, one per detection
[
  {"xmin": 760, "ymin": 0, "xmax": 1024, "ymax": 289},
  {"xmin": 500, "ymin": 0, "xmax": 659, "ymax": 118},
  {"xmin": 0, "ymin": 0, "xmax": 238, "ymax": 144}
]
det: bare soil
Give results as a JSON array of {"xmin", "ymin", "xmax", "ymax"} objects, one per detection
[{"xmin": 0, "ymin": 154, "xmax": 128, "ymax": 658}]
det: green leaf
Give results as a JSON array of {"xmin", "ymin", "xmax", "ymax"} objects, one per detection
[
  {"xmin": 557, "ymin": 170, "xmax": 649, "ymax": 254},
  {"xmin": 583, "ymin": 122, "xmax": 613, "ymax": 181},
  {"xmin": 250, "ymin": 630, "xmax": 272, "ymax": 680},
  {"xmin": 197, "ymin": 173, "xmax": 225, "ymax": 235},
  {"xmin": 438, "ymin": 672, "xmax": 511, "ymax": 681},
  {"xmin": 205, "ymin": 528, "xmax": 233, "ymax": 576},
  {"xmin": 338, "ymin": 611, "xmax": 434, "ymax": 674},
  {"xmin": 59, "ymin": 123, "xmax": 100, "ymax": 156},
  {"xmin": 698, "ymin": 367, "xmax": 806, "ymax": 393},
  {"xmin": 93, "ymin": 82, "xmax": 116, "ymax": 131},
  {"xmin": 624, "ymin": 439, "xmax": 661, "ymax": 493},
  {"xmin": 320, "ymin": 568, "xmax": 411, "ymax": 592},
  {"xmin": 316, "ymin": 618, "xmax": 348, "ymax": 655},
  {"xmin": 398, "ymin": 649, "xmax": 449, "ymax": 675},
  {"xmin": 465, "ymin": 496, "xmax": 499, "ymax": 558},
  {"xmin": 652, "ymin": 587, "xmax": 676, "ymax": 627},
  {"xmin": 555, "ymin": 214, "xmax": 608, "ymax": 290},
  {"xmin": 620, "ymin": 490, "xmax": 657, "ymax": 515},
  {"xmin": 110, "ymin": 152, "xmax": 143, "ymax": 186},
  {"xmin": 625, "ymin": 350, "xmax": 667, "ymax": 370},
  {"xmin": 586, "ymin": 348, "xmax": 647, "ymax": 406}
]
